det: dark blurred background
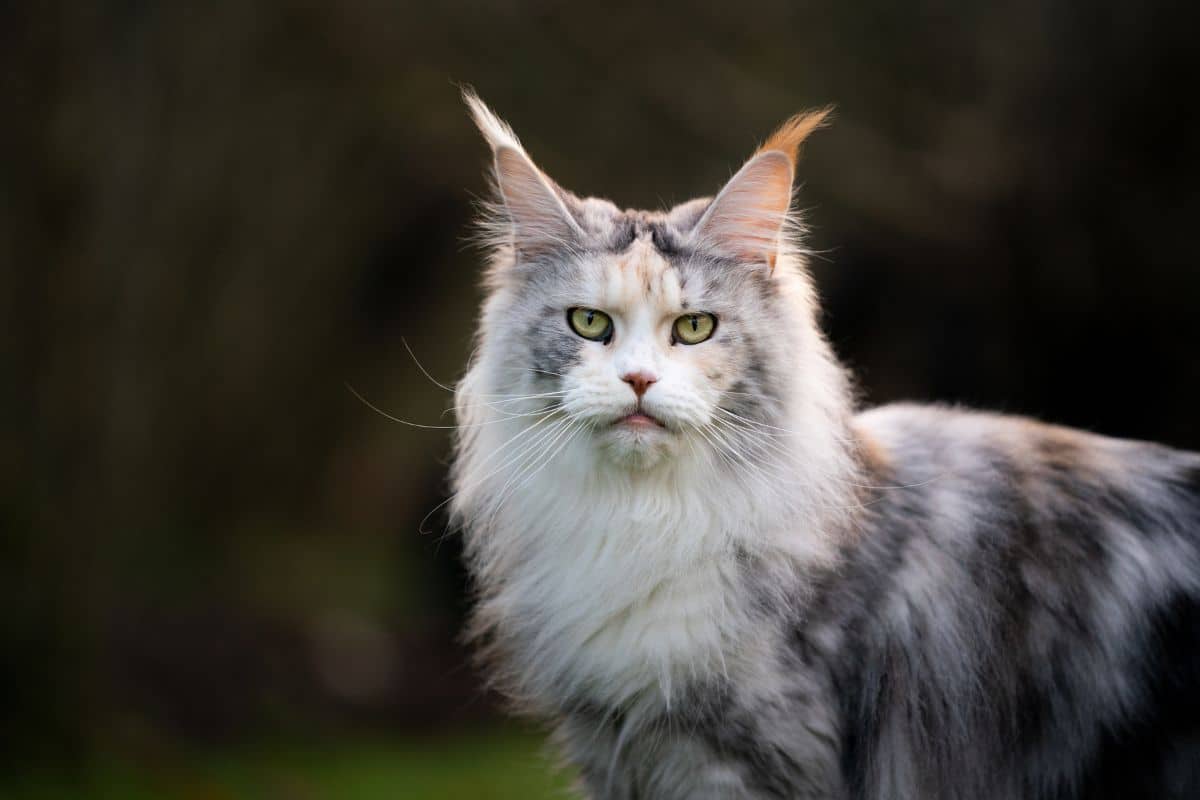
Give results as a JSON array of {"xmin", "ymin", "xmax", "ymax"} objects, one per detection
[{"xmin": 3, "ymin": 0, "xmax": 1198, "ymax": 796}]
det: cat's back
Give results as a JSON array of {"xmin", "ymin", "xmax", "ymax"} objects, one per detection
[
  {"xmin": 827, "ymin": 403, "xmax": 1200, "ymax": 799},
  {"xmin": 851, "ymin": 402, "xmax": 1200, "ymax": 597},
  {"xmin": 854, "ymin": 402, "xmax": 1200, "ymax": 527}
]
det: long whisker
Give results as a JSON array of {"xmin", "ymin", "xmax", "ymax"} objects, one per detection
[
  {"xmin": 488, "ymin": 368, "xmax": 570, "ymax": 383},
  {"xmin": 347, "ymin": 383, "xmax": 557, "ymax": 430},
  {"xmin": 711, "ymin": 405, "xmax": 806, "ymax": 437},
  {"xmin": 473, "ymin": 420, "xmax": 584, "ymax": 538},
  {"xmin": 692, "ymin": 422, "xmax": 798, "ymax": 514},
  {"xmin": 702, "ymin": 416, "xmax": 884, "ymax": 514},
  {"xmin": 484, "ymin": 419, "xmax": 584, "ymax": 523},
  {"xmin": 710, "ymin": 412, "xmax": 795, "ymax": 463},
  {"xmin": 447, "ymin": 391, "xmax": 569, "ymax": 418},
  {"xmin": 526, "ymin": 367, "xmax": 569, "ymax": 379},
  {"xmin": 457, "ymin": 412, "xmax": 566, "ymax": 480},
  {"xmin": 713, "ymin": 410, "xmax": 947, "ymax": 493},
  {"xmin": 452, "ymin": 390, "xmax": 569, "ymax": 410},
  {"xmin": 691, "ymin": 420, "xmax": 745, "ymax": 474},
  {"xmin": 402, "ymin": 338, "xmax": 570, "ymax": 398},
  {"xmin": 423, "ymin": 413, "xmax": 571, "ymax": 535},
  {"xmin": 712, "ymin": 405, "xmax": 860, "ymax": 446},
  {"xmin": 402, "ymin": 337, "xmax": 459, "ymax": 393},
  {"xmin": 487, "ymin": 365, "xmax": 571, "ymax": 379}
]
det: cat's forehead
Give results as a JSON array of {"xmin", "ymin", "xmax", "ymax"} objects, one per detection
[
  {"xmin": 551, "ymin": 201, "xmax": 703, "ymax": 311},
  {"xmin": 518, "ymin": 196, "xmax": 762, "ymax": 313},
  {"xmin": 589, "ymin": 238, "xmax": 683, "ymax": 311},
  {"xmin": 575, "ymin": 200, "xmax": 700, "ymax": 256}
]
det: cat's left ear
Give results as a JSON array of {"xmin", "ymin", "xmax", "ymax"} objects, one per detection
[
  {"xmin": 463, "ymin": 89, "xmax": 584, "ymax": 258},
  {"xmin": 691, "ymin": 108, "xmax": 831, "ymax": 269}
]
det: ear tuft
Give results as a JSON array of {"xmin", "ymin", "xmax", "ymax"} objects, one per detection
[
  {"xmin": 462, "ymin": 87, "xmax": 524, "ymax": 153},
  {"xmin": 755, "ymin": 106, "xmax": 834, "ymax": 165},
  {"xmin": 690, "ymin": 107, "xmax": 832, "ymax": 267},
  {"xmin": 463, "ymin": 88, "xmax": 582, "ymax": 257}
]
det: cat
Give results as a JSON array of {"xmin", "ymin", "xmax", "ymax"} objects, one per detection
[{"xmin": 448, "ymin": 90, "xmax": 1200, "ymax": 799}]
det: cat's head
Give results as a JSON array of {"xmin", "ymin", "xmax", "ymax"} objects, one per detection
[{"xmin": 461, "ymin": 91, "xmax": 846, "ymax": 473}]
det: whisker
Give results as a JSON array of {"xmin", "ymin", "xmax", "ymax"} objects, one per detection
[
  {"xmin": 347, "ymin": 383, "xmax": 556, "ymax": 430},
  {"xmin": 401, "ymin": 338, "xmax": 569, "ymax": 399},
  {"xmin": 486, "ymin": 420, "xmax": 584, "ymax": 516},
  {"xmin": 711, "ymin": 405, "xmax": 803, "ymax": 437},
  {"xmin": 713, "ymin": 410, "xmax": 947, "ymax": 493},
  {"xmin": 423, "ymin": 413, "xmax": 571, "ymax": 535},
  {"xmin": 476, "ymin": 419, "xmax": 583, "ymax": 532},
  {"xmin": 710, "ymin": 412, "xmax": 795, "ymax": 463},
  {"xmin": 447, "ymin": 391, "xmax": 568, "ymax": 417},
  {"xmin": 712, "ymin": 406, "xmax": 861, "ymax": 446},
  {"xmin": 491, "ymin": 366, "xmax": 570, "ymax": 378},
  {"xmin": 692, "ymin": 423, "xmax": 795, "ymax": 511},
  {"xmin": 402, "ymin": 337, "xmax": 459, "ymax": 393},
  {"xmin": 691, "ymin": 421, "xmax": 745, "ymax": 474},
  {"xmin": 454, "ymin": 390, "xmax": 569, "ymax": 406},
  {"xmin": 701, "ymin": 417, "xmax": 885, "ymax": 514}
]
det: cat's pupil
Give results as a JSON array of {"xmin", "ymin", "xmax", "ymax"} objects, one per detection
[
  {"xmin": 587, "ymin": 311, "xmax": 595, "ymax": 326},
  {"xmin": 690, "ymin": 316, "xmax": 698, "ymax": 331}
]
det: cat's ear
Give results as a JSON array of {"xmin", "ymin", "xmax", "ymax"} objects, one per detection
[
  {"xmin": 691, "ymin": 108, "xmax": 831, "ymax": 268},
  {"xmin": 463, "ymin": 90, "xmax": 583, "ymax": 257}
]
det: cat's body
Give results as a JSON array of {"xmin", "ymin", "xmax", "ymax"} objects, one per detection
[
  {"xmin": 450, "ymin": 93, "xmax": 1200, "ymax": 799},
  {"xmin": 555, "ymin": 407, "xmax": 1200, "ymax": 799}
]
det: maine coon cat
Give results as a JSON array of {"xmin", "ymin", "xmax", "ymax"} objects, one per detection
[{"xmin": 448, "ymin": 91, "xmax": 1200, "ymax": 799}]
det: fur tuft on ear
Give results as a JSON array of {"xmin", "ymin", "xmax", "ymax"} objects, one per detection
[
  {"xmin": 755, "ymin": 107, "xmax": 833, "ymax": 165},
  {"xmin": 691, "ymin": 108, "xmax": 832, "ymax": 267},
  {"xmin": 463, "ymin": 88, "xmax": 582, "ymax": 258},
  {"xmin": 463, "ymin": 88, "xmax": 524, "ymax": 154}
]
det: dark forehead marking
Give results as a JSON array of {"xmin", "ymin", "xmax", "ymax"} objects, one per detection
[
  {"xmin": 603, "ymin": 210, "xmax": 695, "ymax": 257},
  {"xmin": 606, "ymin": 217, "xmax": 637, "ymax": 252},
  {"xmin": 650, "ymin": 222, "xmax": 688, "ymax": 256},
  {"xmin": 594, "ymin": 207, "xmax": 778, "ymax": 304}
]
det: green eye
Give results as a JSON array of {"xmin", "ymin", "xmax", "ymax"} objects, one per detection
[
  {"xmin": 673, "ymin": 312, "xmax": 717, "ymax": 345},
  {"xmin": 568, "ymin": 308, "xmax": 613, "ymax": 341}
]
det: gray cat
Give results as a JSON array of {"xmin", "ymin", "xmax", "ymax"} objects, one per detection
[{"xmin": 449, "ymin": 91, "xmax": 1200, "ymax": 799}]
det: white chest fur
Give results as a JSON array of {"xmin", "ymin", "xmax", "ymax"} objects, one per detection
[{"xmin": 464, "ymin": 432, "xmax": 757, "ymax": 709}]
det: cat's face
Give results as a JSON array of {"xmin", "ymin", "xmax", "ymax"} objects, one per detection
[
  {"xmin": 504, "ymin": 215, "xmax": 787, "ymax": 469},
  {"xmin": 464, "ymin": 93, "xmax": 831, "ymax": 471}
]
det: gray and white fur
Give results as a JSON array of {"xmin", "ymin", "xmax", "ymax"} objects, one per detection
[{"xmin": 448, "ymin": 92, "xmax": 1200, "ymax": 799}]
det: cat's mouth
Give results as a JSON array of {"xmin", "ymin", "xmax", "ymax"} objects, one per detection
[{"xmin": 614, "ymin": 410, "xmax": 666, "ymax": 429}]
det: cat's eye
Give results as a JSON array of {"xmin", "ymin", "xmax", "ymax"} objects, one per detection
[
  {"xmin": 568, "ymin": 308, "xmax": 613, "ymax": 342},
  {"xmin": 673, "ymin": 312, "xmax": 717, "ymax": 345}
]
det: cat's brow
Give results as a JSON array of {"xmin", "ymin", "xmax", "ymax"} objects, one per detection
[
  {"xmin": 600, "ymin": 214, "xmax": 687, "ymax": 258},
  {"xmin": 605, "ymin": 218, "xmax": 637, "ymax": 252}
]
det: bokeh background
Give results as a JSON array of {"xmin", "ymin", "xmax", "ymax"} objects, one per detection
[{"xmin": 4, "ymin": 1, "xmax": 1198, "ymax": 796}]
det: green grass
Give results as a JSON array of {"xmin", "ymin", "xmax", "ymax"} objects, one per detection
[{"xmin": 1, "ymin": 728, "xmax": 575, "ymax": 800}]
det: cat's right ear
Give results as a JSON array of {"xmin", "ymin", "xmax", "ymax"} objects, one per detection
[{"xmin": 463, "ymin": 90, "xmax": 583, "ymax": 257}]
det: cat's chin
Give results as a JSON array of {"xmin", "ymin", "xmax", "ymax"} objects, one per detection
[{"xmin": 595, "ymin": 419, "xmax": 675, "ymax": 470}]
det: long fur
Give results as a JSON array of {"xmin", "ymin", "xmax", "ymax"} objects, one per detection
[{"xmin": 449, "ymin": 94, "xmax": 1200, "ymax": 799}]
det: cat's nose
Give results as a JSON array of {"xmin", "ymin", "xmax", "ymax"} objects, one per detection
[{"xmin": 621, "ymin": 371, "xmax": 658, "ymax": 398}]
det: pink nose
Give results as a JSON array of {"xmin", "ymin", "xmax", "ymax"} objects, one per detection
[{"xmin": 622, "ymin": 371, "xmax": 658, "ymax": 398}]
